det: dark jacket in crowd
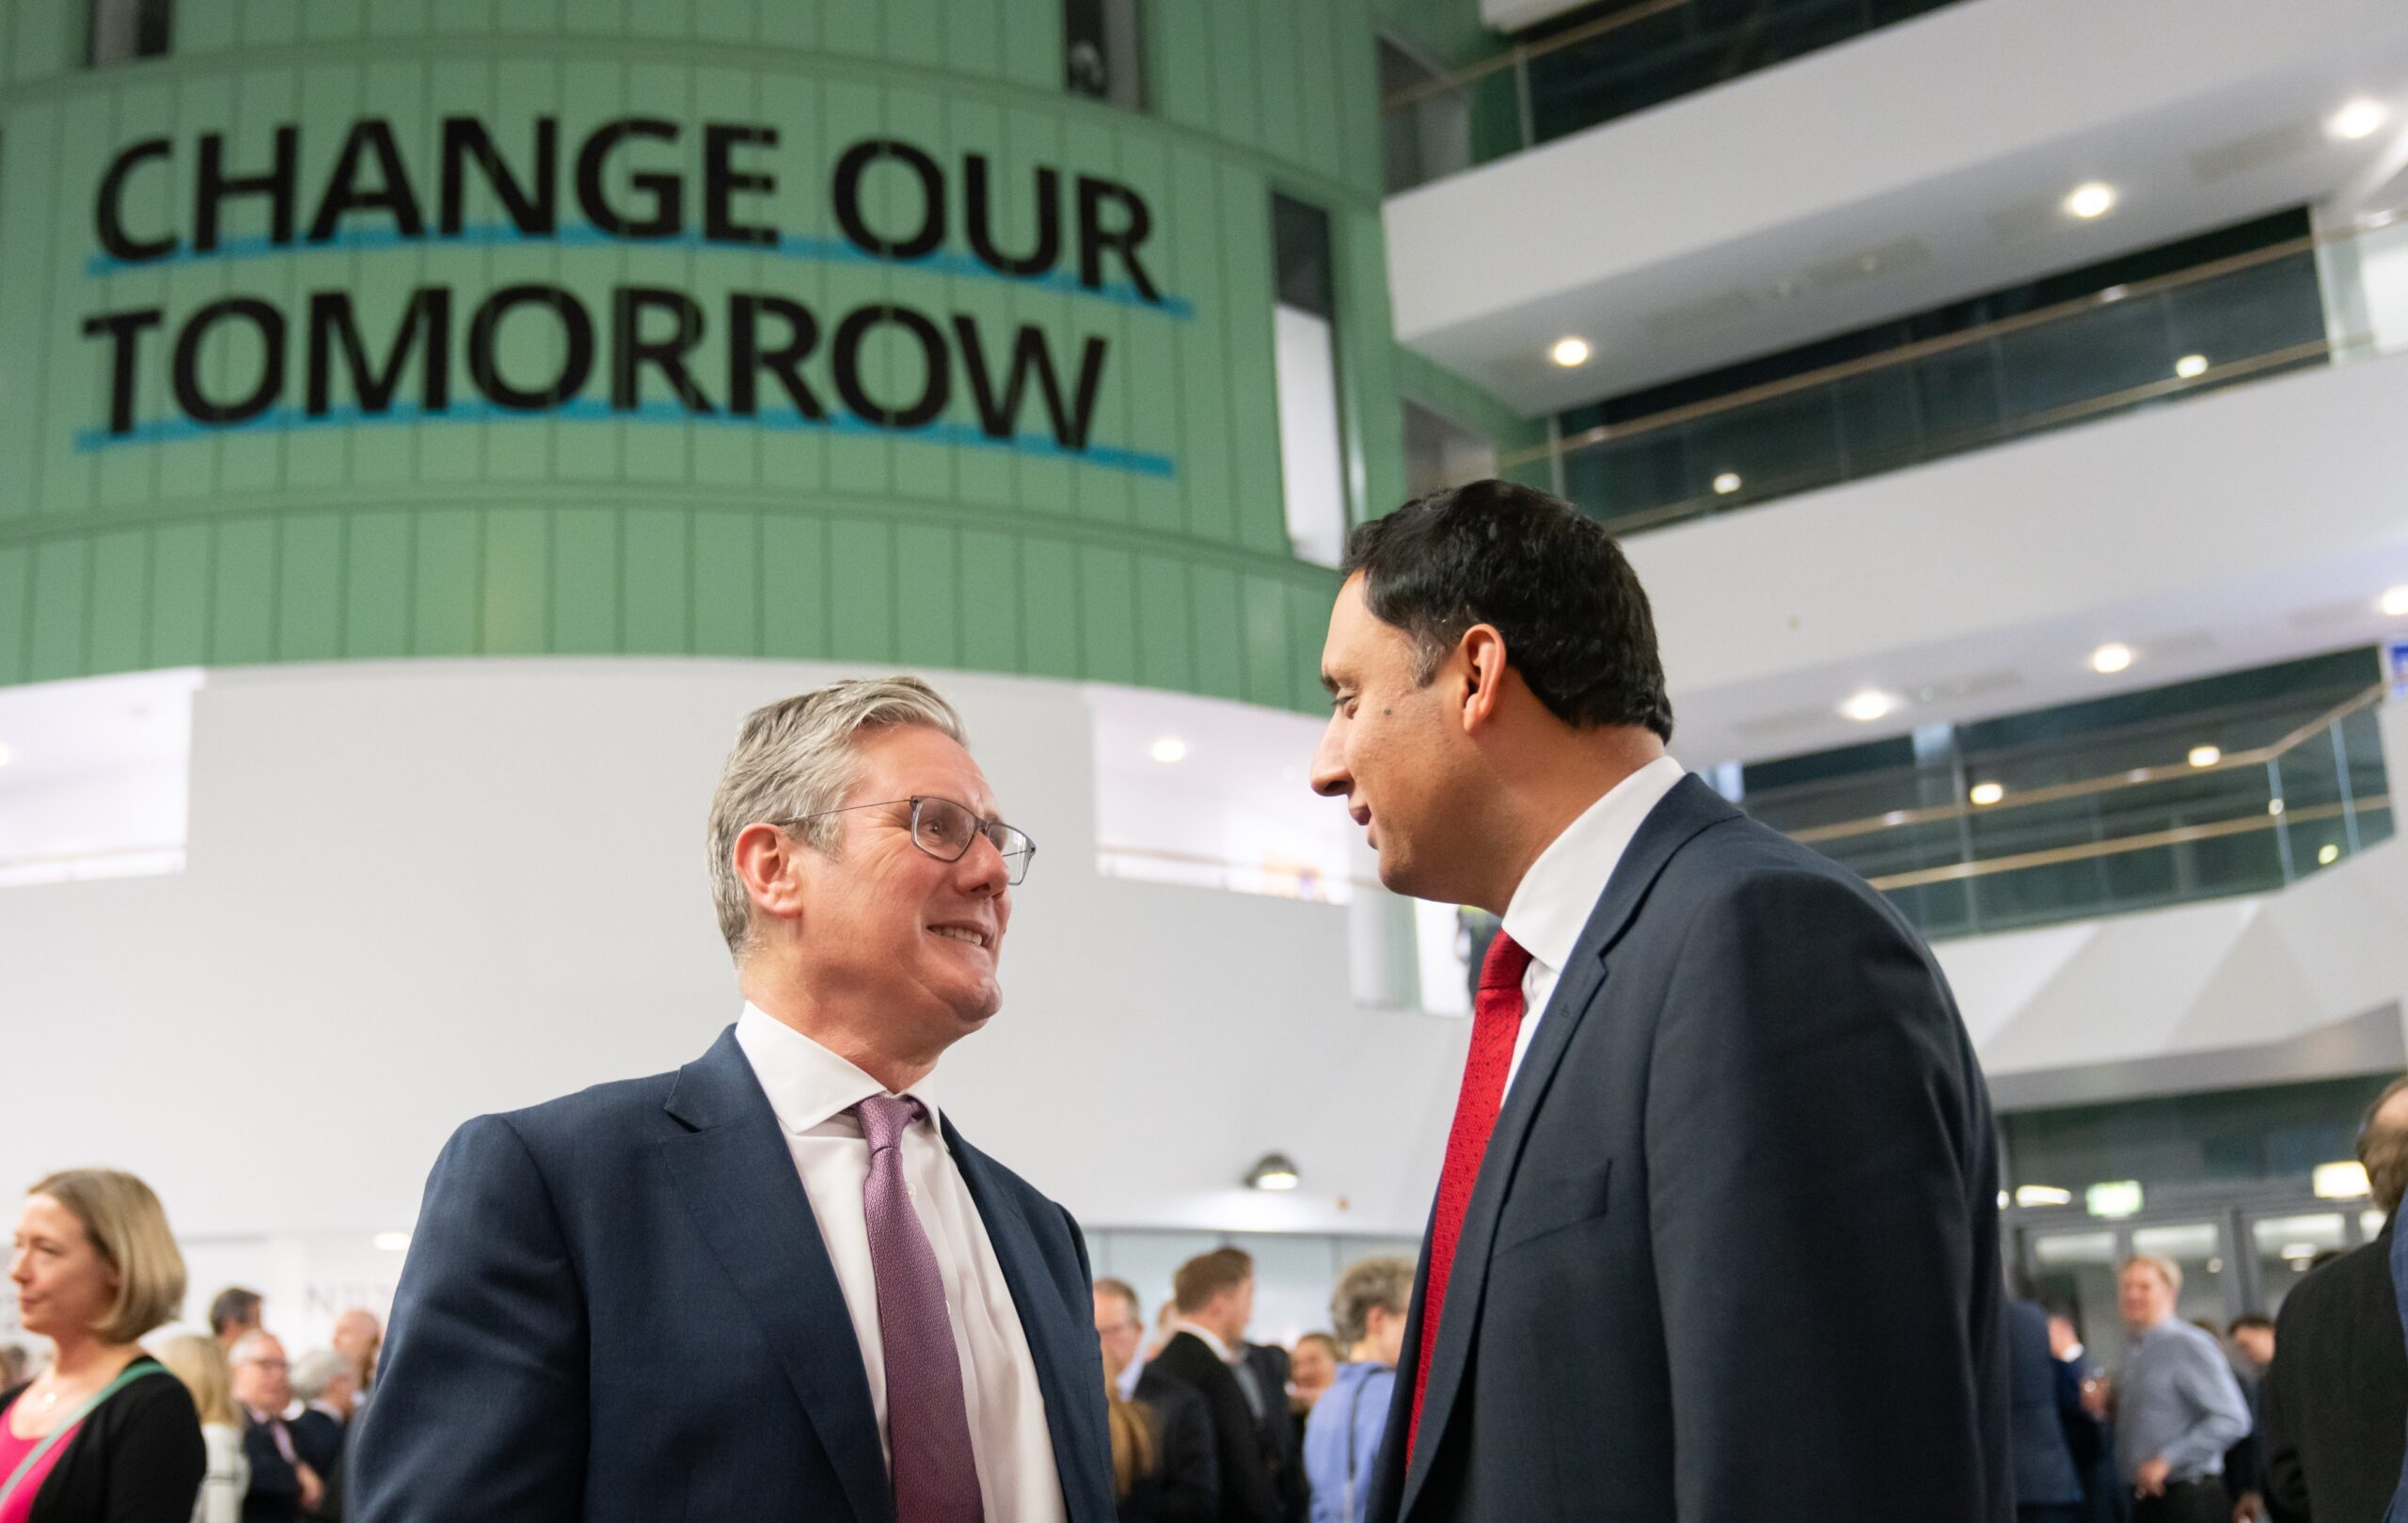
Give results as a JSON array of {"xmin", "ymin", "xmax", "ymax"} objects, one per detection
[
  {"xmin": 2261, "ymin": 1219, "xmax": 2408, "ymax": 1523},
  {"xmin": 291, "ymin": 1406, "xmax": 346, "ymax": 1519},
  {"xmin": 2008, "ymin": 1300, "xmax": 2085, "ymax": 1509},
  {"xmin": 0, "ymin": 1359, "xmax": 206, "ymax": 1523},
  {"xmin": 1145, "ymin": 1331, "xmax": 1284, "ymax": 1523},
  {"xmin": 243, "ymin": 1413, "xmax": 308, "ymax": 1523},
  {"xmin": 1127, "ymin": 1371, "xmax": 1221, "ymax": 1523},
  {"xmin": 1242, "ymin": 1342, "xmax": 1308, "ymax": 1523}
]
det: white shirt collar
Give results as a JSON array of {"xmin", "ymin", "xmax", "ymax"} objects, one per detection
[
  {"xmin": 735, "ymin": 1002, "xmax": 946, "ymax": 1136},
  {"xmin": 1500, "ymin": 755, "xmax": 1688, "ymax": 976},
  {"xmin": 1172, "ymin": 1320, "xmax": 1235, "ymax": 1363}
]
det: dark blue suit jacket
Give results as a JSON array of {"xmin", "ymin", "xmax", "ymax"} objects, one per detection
[
  {"xmin": 351, "ymin": 1025, "xmax": 1117, "ymax": 1523},
  {"xmin": 1363, "ymin": 776, "xmax": 2011, "ymax": 1523}
]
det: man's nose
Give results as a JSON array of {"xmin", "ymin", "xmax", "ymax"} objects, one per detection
[
  {"xmin": 957, "ymin": 831, "xmax": 1009, "ymax": 896},
  {"xmin": 1308, "ymin": 719, "xmax": 1351, "ymax": 798}
]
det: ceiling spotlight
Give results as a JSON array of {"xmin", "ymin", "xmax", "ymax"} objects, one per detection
[
  {"xmin": 2015, "ymin": 1184, "xmax": 2073, "ymax": 1208},
  {"xmin": 2380, "ymin": 585, "xmax": 2408, "ymax": 617},
  {"xmin": 1245, "ymin": 1151, "xmax": 1301, "ymax": 1191},
  {"xmin": 1550, "ymin": 336, "xmax": 1592, "ymax": 368},
  {"xmin": 2174, "ymin": 354, "xmax": 2209, "ymax": 379},
  {"xmin": 1711, "ymin": 471, "xmax": 1742, "ymax": 495},
  {"xmin": 2065, "ymin": 182, "xmax": 2117, "ymax": 219},
  {"xmin": 2320, "ymin": 843, "xmax": 2341, "ymax": 865},
  {"xmin": 1839, "ymin": 690, "xmax": 1897, "ymax": 723},
  {"xmin": 1970, "ymin": 782, "xmax": 2005, "ymax": 806},
  {"xmin": 2188, "ymin": 745, "xmax": 2222, "ymax": 769},
  {"xmin": 1149, "ymin": 737, "xmax": 1189, "ymax": 764},
  {"xmin": 2315, "ymin": 1161, "xmax": 2372, "ymax": 1199},
  {"xmin": 2090, "ymin": 643, "xmax": 2134, "ymax": 674},
  {"xmin": 2268, "ymin": 799, "xmax": 2286, "ymax": 817},
  {"xmin": 2330, "ymin": 99, "xmax": 2390, "ymax": 141}
]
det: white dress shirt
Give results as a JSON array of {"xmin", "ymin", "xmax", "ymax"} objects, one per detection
[
  {"xmin": 1497, "ymin": 754, "xmax": 1688, "ymax": 1102},
  {"xmin": 736, "ymin": 1004, "xmax": 1068, "ymax": 1523}
]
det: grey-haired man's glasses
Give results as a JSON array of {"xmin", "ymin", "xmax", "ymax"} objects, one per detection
[{"xmin": 776, "ymin": 795, "xmax": 1035, "ymax": 885}]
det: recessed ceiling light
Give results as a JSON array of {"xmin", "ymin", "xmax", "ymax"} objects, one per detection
[
  {"xmin": 1550, "ymin": 336, "xmax": 1592, "ymax": 368},
  {"xmin": 1711, "ymin": 471, "xmax": 1742, "ymax": 495},
  {"xmin": 1149, "ymin": 737, "xmax": 1189, "ymax": 764},
  {"xmin": 2320, "ymin": 843, "xmax": 2341, "ymax": 865},
  {"xmin": 2188, "ymin": 745, "xmax": 2222, "ymax": 769},
  {"xmin": 1839, "ymin": 690, "xmax": 1897, "ymax": 723},
  {"xmin": 1969, "ymin": 782, "xmax": 2005, "ymax": 806},
  {"xmin": 2065, "ymin": 182, "xmax": 2117, "ymax": 219},
  {"xmin": 2268, "ymin": 799, "xmax": 2286, "ymax": 817},
  {"xmin": 2330, "ymin": 99, "xmax": 2389, "ymax": 141},
  {"xmin": 2174, "ymin": 354, "xmax": 2209, "ymax": 379},
  {"xmin": 2315, "ymin": 1161, "xmax": 2372, "ymax": 1198},
  {"xmin": 2090, "ymin": 643, "xmax": 2134, "ymax": 674},
  {"xmin": 2015, "ymin": 1184, "xmax": 2073, "ymax": 1207},
  {"xmin": 2380, "ymin": 584, "xmax": 2408, "ymax": 617}
]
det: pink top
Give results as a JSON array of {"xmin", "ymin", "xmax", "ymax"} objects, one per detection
[{"xmin": 0, "ymin": 1404, "xmax": 85, "ymax": 1523}]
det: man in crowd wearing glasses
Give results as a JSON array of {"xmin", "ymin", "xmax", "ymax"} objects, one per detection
[{"xmin": 355, "ymin": 677, "xmax": 1116, "ymax": 1523}]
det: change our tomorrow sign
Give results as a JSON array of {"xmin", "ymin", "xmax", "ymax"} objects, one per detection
[{"xmin": 75, "ymin": 116, "xmax": 1184, "ymax": 477}]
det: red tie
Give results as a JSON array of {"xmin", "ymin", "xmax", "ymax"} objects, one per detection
[{"xmin": 1407, "ymin": 929, "xmax": 1534, "ymax": 1464}]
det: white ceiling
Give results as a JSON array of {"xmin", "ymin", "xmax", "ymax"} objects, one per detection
[{"xmin": 1388, "ymin": 0, "xmax": 2408, "ymax": 413}]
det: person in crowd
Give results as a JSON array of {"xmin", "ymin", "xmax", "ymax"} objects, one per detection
[
  {"xmin": 2224, "ymin": 1315, "xmax": 2273, "ymax": 1523},
  {"xmin": 1097, "ymin": 1277, "xmax": 1217, "ymax": 1523},
  {"xmin": 1307, "ymin": 480, "xmax": 2007, "ymax": 1521},
  {"xmin": 1234, "ymin": 1336, "xmax": 1306, "ymax": 1523},
  {"xmin": 210, "ymin": 1288, "xmax": 262, "ymax": 1351},
  {"xmin": 0, "ymin": 1345, "xmax": 26, "ymax": 1391},
  {"xmin": 289, "ymin": 1349, "xmax": 356, "ymax": 1516},
  {"xmin": 1289, "ymin": 1334, "xmax": 1339, "ymax": 1416},
  {"xmin": 2115, "ymin": 1255, "xmax": 2250, "ymax": 1523},
  {"xmin": 2262, "ymin": 1074, "xmax": 2408, "ymax": 1523},
  {"xmin": 1143, "ymin": 1299, "xmax": 1180, "ymax": 1365},
  {"xmin": 2008, "ymin": 1295, "xmax": 2088, "ymax": 1523},
  {"xmin": 1306, "ymin": 1256, "xmax": 1413, "ymax": 1523},
  {"xmin": 354, "ymin": 677, "xmax": 1113, "ymax": 1522},
  {"xmin": 231, "ymin": 1331, "xmax": 320, "ymax": 1523},
  {"xmin": 329, "ymin": 1311, "xmax": 381, "ymax": 1394},
  {"xmin": 2047, "ymin": 1313, "xmax": 2118, "ymax": 1523},
  {"xmin": 160, "ymin": 1333, "xmax": 252, "ymax": 1523},
  {"xmin": 1144, "ymin": 1248, "xmax": 1285, "ymax": 1523},
  {"xmin": 0, "ymin": 1168, "xmax": 205, "ymax": 1521}
]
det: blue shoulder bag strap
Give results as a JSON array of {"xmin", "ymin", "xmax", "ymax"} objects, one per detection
[{"xmin": 0, "ymin": 1360, "xmax": 159, "ymax": 1506}]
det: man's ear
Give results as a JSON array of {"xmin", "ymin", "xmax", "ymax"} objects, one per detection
[
  {"xmin": 733, "ymin": 821, "xmax": 808, "ymax": 929},
  {"xmin": 1458, "ymin": 624, "xmax": 1510, "ymax": 735}
]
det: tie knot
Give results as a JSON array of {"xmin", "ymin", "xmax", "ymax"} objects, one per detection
[
  {"xmin": 1479, "ymin": 930, "xmax": 1533, "ymax": 992},
  {"xmin": 851, "ymin": 1092, "xmax": 925, "ymax": 1152}
]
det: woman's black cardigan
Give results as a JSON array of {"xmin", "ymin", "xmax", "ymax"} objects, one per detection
[{"xmin": 0, "ymin": 1359, "xmax": 205, "ymax": 1523}]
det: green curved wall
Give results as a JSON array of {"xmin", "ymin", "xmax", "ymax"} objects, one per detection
[{"xmin": 0, "ymin": 0, "xmax": 1410, "ymax": 712}]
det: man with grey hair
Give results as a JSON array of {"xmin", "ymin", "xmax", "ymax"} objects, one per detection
[
  {"xmin": 290, "ymin": 1348, "xmax": 357, "ymax": 1517},
  {"xmin": 2115, "ymin": 1253, "xmax": 2250, "ymax": 1523},
  {"xmin": 356, "ymin": 677, "xmax": 1115, "ymax": 1523}
]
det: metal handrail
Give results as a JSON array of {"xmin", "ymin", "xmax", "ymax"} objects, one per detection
[
  {"xmin": 1496, "ymin": 219, "xmax": 2390, "ymax": 474},
  {"xmin": 1865, "ymin": 797, "xmax": 2390, "ymax": 892},
  {"xmin": 1789, "ymin": 684, "xmax": 2385, "ymax": 847},
  {"xmin": 1381, "ymin": 0, "xmax": 1700, "ymax": 114}
]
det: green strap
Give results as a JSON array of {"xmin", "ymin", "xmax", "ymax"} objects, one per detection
[{"xmin": 0, "ymin": 1362, "xmax": 157, "ymax": 1507}]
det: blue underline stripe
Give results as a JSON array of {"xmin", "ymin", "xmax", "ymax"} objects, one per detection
[
  {"xmin": 83, "ymin": 224, "xmax": 1195, "ymax": 318},
  {"xmin": 71, "ymin": 401, "xmax": 1178, "ymax": 479}
]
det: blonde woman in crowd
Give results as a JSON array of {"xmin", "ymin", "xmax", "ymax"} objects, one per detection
[
  {"xmin": 0, "ymin": 1168, "xmax": 205, "ymax": 1521},
  {"xmin": 158, "ymin": 1334, "xmax": 250, "ymax": 1523}
]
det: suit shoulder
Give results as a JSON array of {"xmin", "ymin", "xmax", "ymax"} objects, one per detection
[
  {"xmin": 460, "ymin": 1066, "xmax": 681, "ymax": 1158},
  {"xmin": 1660, "ymin": 816, "xmax": 1903, "ymax": 930}
]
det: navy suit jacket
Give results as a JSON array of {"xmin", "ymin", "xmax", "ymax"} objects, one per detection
[
  {"xmin": 1363, "ymin": 776, "xmax": 2011, "ymax": 1523},
  {"xmin": 351, "ymin": 1025, "xmax": 1117, "ymax": 1523}
]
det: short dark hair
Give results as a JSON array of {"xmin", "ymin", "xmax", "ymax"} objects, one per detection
[
  {"xmin": 1172, "ymin": 1247, "xmax": 1254, "ymax": 1314},
  {"xmin": 209, "ymin": 1286, "xmax": 262, "ymax": 1337},
  {"xmin": 2229, "ymin": 1314, "xmax": 2274, "ymax": 1336},
  {"xmin": 1340, "ymin": 480, "xmax": 1672, "ymax": 741}
]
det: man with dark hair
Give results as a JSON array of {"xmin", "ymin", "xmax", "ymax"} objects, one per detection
[
  {"xmin": 2225, "ymin": 1315, "xmax": 2275, "ymax": 1523},
  {"xmin": 1310, "ymin": 480, "xmax": 2008, "ymax": 1522},
  {"xmin": 2261, "ymin": 1075, "xmax": 2408, "ymax": 1523},
  {"xmin": 213, "ymin": 1286, "xmax": 264, "ymax": 1348},
  {"xmin": 1095, "ymin": 1277, "xmax": 1219, "ymax": 1523},
  {"xmin": 1144, "ymin": 1249, "xmax": 1284, "ymax": 1523}
]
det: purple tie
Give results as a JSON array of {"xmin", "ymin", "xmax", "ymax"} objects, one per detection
[{"xmin": 851, "ymin": 1094, "xmax": 984, "ymax": 1523}]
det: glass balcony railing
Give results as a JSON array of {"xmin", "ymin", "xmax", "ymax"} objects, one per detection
[
  {"xmin": 1382, "ymin": 0, "xmax": 1967, "ymax": 194},
  {"xmin": 1748, "ymin": 686, "xmax": 2395, "ymax": 941},
  {"xmin": 1508, "ymin": 216, "xmax": 2408, "ymax": 536}
]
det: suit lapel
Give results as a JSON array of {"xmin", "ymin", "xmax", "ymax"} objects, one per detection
[
  {"xmin": 943, "ymin": 1117, "xmax": 1114, "ymax": 1523},
  {"xmin": 1394, "ymin": 777, "xmax": 1738, "ymax": 1521},
  {"xmin": 659, "ymin": 1027, "xmax": 893, "ymax": 1523}
]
